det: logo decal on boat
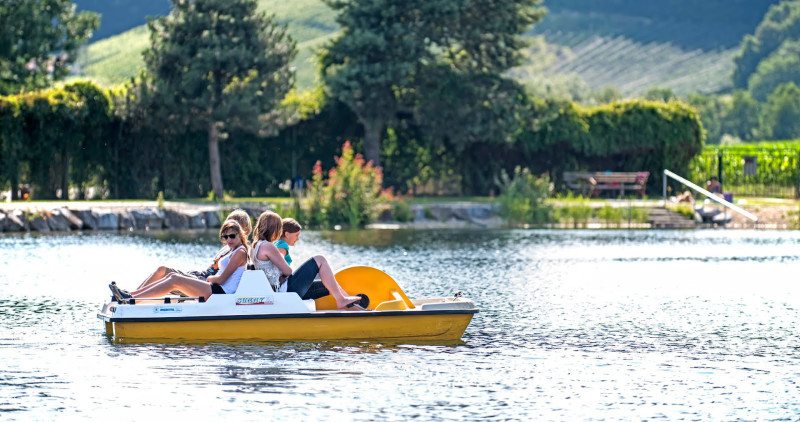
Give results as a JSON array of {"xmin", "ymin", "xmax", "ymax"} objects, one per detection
[
  {"xmin": 153, "ymin": 306, "xmax": 182, "ymax": 313},
  {"xmin": 236, "ymin": 296, "xmax": 273, "ymax": 305}
]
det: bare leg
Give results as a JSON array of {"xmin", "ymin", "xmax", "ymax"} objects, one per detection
[
  {"xmin": 312, "ymin": 255, "xmax": 361, "ymax": 308},
  {"xmin": 137, "ymin": 265, "xmax": 176, "ymax": 290},
  {"xmin": 132, "ymin": 273, "xmax": 213, "ymax": 299}
]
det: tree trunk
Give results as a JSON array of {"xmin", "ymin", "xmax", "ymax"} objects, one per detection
[
  {"xmin": 208, "ymin": 122, "xmax": 224, "ymax": 200},
  {"xmin": 362, "ymin": 119, "xmax": 383, "ymax": 168},
  {"xmin": 10, "ymin": 171, "xmax": 18, "ymax": 201}
]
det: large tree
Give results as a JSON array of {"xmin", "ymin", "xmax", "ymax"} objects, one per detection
[
  {"xmin": 322, "ymin": 0, "xmax": 543, "ymax": 168},
  {"xmin": 144, "ymin": 0, "xmax": 296, "ymax": 199},
  {"xmin": 0, "ymin": 0, "xmax": 98, "ymax": 95}
]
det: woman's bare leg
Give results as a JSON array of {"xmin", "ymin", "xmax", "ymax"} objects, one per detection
[
  {"xmin": 137, "ymin": 266, "xmax": 175, "ymax": 290},
  {"xmin": 312, "ymin": 256, "xmax": 361, "ymax": 308},
  {"xmin": 132, "ymin": 273, "xmax": 212, "ymax": 299}
]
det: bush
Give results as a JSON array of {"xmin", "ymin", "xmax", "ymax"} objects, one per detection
[
  {"xmin": 497, "ymin": 167, "xmax": 553, "ymax": 225},
  {"xmin": 392, "ymin": 199, "xmax": 414, "ymax": 223},
  {"xmin": 302, "ymin": 141, "xmax": 384, "ymax": 228}
]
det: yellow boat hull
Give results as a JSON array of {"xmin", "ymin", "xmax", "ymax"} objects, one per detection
[{"xmin": 106, "ymin": 311, "xmax": 475, "ymax": 343}]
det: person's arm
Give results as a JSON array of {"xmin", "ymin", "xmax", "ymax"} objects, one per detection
[
  {"xmin": 207, "ymin": 249, "xmax": 247, "ymax": 284},
  {"xmin": 258, "ymin": 242, "xmax": 292, "ymax": 276}
]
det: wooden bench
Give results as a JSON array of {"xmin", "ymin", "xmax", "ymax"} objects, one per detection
[{"xmin": 563, "ymin": 171, "xmax": 649, "ymax": 197}]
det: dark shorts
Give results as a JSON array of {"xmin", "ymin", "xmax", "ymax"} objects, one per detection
[
  {"xmin": 286, "ymin": 258, "xmax": 330, "ymax": 300},
  {"xmin": 210, "ymin": 283, "xmax": 226, "ymax": 294}
]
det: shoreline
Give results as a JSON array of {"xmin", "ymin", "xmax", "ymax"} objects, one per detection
[{"xmin": 0, "ymin": 199, "xmax": 796, "ymax": 233}]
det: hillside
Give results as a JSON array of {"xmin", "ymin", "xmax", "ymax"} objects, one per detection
[{"xmin": 75, "ymin": 0, "xmax": 778, "ymax": 96}]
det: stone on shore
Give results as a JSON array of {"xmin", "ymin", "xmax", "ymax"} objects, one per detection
[
  {"xmin": 164, "ymin": 209, "xmax": 190, "ymax": 229},
  {"xmin": 204, "ymin": 210, "xmax": 221, "ymax": 228},
  {"xmin": 58, "ymin": 208, "xmax": 84, "ymax": 230},
  {"xmin": 74, "ymin": 210, "xmax": 98, "ymax": 229},
  {"xmin": 93, "ymin": 210, "xmax": 119, "ymax": 230},
  {"xmin": 118, "ymin": 211, "xmax": 136, "ymax": 230},
  {"xmin": 187, "ymin": 211, "xmax": 207, "ymax": 229},
  {"xmin": 29, "ymin": 213, "xmax": 50, "ymax": 232},
  {"xmin": 131, "ymin": 208, "xmax": 165, "ymax": 230},
  {"xmin": 45, "ymin": 209, "xmax": 72, "ymax": 231},
  {"xmin": 7, "ymin": 210, "xmax": 29, "ymax": 231}
]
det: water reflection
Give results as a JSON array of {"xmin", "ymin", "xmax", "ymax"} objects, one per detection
[{"xmin": 1, "ymin": 228, "xmax": 800, "ymax": 418}]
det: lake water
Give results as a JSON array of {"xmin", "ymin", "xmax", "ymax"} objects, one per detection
[{"xmin": 1, "ymin": 228, "xmax": 799, "ymax": 420}]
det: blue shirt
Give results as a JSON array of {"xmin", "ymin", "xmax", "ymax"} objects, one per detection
[{"xmin": 274, "ymin": 239, "xmax": 291, "ymax": 265}]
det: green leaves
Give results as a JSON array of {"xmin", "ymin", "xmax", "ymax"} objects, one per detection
[{"xmin": 0, "ymin": 0, "xmax": 99, "ymax": 94}]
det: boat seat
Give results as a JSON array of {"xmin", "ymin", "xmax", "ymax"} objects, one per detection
[{"xmin": 235, "ymin": 270, "xmax": 276, "ymax": 295}]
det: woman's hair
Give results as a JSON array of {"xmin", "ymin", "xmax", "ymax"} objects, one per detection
[
  {"xmin": 225, "ymin": 209, "xmax": 252, "ymax": 236},
  {"xmin": 254, "ymin": 211, "xmax": 283, "ymax": 242},
  {"xmin": 219, "ymin": 220, "xmax": 250, "ymax": 251},
  {"xmin": 281, "ymin": 218, "xmax": 302, "ymax": 235}
]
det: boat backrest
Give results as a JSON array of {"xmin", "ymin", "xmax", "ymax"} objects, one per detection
[{"xmin": 235, "ymin": 270, "xmax": 275, "ymax": 295}]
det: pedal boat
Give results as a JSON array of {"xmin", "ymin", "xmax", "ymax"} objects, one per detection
[{"xmin": 97, "ymin": 266, "xmax": 478, "ymax": 342}]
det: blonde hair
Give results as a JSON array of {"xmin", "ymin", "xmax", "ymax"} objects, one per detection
[
  {"xmin": 219, "ymin": 220, "xmax": 250, "ymax": 252},
  {"xmin": 225, "ymin": 209, "xmax": 251, "ymax": 236},
  {"xmin": 254, "ymin": 211, "xmax": 283, "ymax": 242},
  {"xmin": 281, "ymin": 218, "xmax": 302, "ymax": 235}
]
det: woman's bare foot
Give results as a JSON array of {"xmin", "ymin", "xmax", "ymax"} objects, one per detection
[{"xmin": 335, "ymin": 295, "xmax": 362, "ymax": 309}]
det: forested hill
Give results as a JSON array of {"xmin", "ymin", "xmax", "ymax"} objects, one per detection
[{"xmin": 76, "ymin": 0, "xmax": 781, "ymax": 96}]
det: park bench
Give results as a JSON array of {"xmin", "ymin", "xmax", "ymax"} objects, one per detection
[{"xmin": 563, "ymin": 171, "xmax": 649, "ymax": 197}]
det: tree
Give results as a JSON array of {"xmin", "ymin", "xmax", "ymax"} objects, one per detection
[
  {"xmin": 323, "ymin": 0, "xmax": 544, "ymax": 168},
  {"xmin": 0, "ymin": 0, "xmax": 98, "ymax": 94},
  {"xmin": 761, "ymin": 82, "xmax": 800, "ymax": 140},
  {"xmin": 144, "ymin": 0, "xmax": 296, "ymax": 199},
  {"xmin": 747, "ymin": 39, "xmax": 800, "ymax": 101},
  {"xmin": 733, "ymin": 1, "xmax": 800, "ymax": 88}
]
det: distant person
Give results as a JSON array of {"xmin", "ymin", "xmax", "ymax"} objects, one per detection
[
  {"xmin": 706, "ymin": 176, "xmax": 722, "ymax": 194},
  {"xmin": 110, "ymin": 220, "xmax": 249, "ymax": 300}
]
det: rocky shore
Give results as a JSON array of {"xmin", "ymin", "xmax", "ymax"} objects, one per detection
[{"xmin": 0, "ymin": 202, "xmax": 503, "ymax": 233}]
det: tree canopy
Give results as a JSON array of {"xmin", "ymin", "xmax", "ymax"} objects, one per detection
[
  {"xmin": 322, "ymin": 0, "xmax": 544, "ymax": 167},
  {"xmin": 0, "ymin": 0, "xmax": 99, "ymax": 94},
  {"xmin": 143, "ymin": 0, "xmax": 296, "ymax": 199},
  {"xmin": 733, "ymin": 0, "xmax": 800, "ymax": 88}
]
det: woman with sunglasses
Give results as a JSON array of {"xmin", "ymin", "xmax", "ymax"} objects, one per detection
[
  {"xmin": 132, "ymin": 209, "xmax": 252, "ymax": 292},
  {"xmin": 250, "ymin": 211, "xmax": 362, "ymax": 309},
  {"xmin": 110, "ymin": 220, "xmax": 249, "ymax": 300}
]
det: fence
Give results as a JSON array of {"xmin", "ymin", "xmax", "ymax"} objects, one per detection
[{"xmin": 687, "ymin": 143, "xmax": 800, "ymax": 198}]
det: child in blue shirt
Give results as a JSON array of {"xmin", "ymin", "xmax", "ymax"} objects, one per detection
[{"xmin": 275, "ymin": 218, "xmax": 301, "ymax": 264}]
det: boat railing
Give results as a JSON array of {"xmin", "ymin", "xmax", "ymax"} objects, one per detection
[{"xmin": 662, "ymin": 169, "xmax": 758, "ymax": 223}]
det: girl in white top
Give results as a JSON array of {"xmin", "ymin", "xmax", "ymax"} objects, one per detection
[
  {"xmin": 121, "ymin": 220, "xmax": 249, "ymax": 299},
  {"xmin": 250, "ymin": 211, "xmax": 361, "ymax": 309}
]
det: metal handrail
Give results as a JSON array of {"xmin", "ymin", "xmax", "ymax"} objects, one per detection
[{"xmin": 662, "ymin": 169, "xmax": 759, "ymax": 222}]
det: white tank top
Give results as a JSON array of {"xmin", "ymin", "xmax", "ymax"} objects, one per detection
[
  {"xmin": 218, "ymin": 245, "xmax": 245, "ymax": 294},
  {"xmin": 250, "ymin": 240, "xmax": 283, "ymax": 292}
]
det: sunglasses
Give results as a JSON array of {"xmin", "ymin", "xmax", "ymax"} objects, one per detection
[{"xmin": 220, "ymin": 233, "xmax": 238, "ymax": 240}]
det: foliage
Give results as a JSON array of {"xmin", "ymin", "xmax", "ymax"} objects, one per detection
[
  {"xmin": 496, "ymin": 167, "xmax": 552, "ymax": 225},
  {"xmin": 688, "ymin": 140, "xmax": 800, "ymax": 198},
  {"xmin": 0, "ymin": 0, "xmax": 99, "ymax": 94},
  {"xmin": 391, "ymin": 200, "xmax": 413, "ymax": 223},
  {"xmin": 748, "ymin": 39, "xmax": 800, "ymax": 101},
  {"xmin": 761, "ymin": 82, "xmax": 800, "ymax": 140},
  {"xmin": 143, "ymin": 0, "xmax": 297, "ymax": 199},
  {"xmin": 322, "ymin": 0, "xmax": 544, "ymax": 167},
  {"xmin": 0, "ymin": 81, "xmax": 113, "ymax": 199},
  {"xmin": 733, "ymin": 0, "xmax": 800, "ymax": 88},
  {"xmin": 301, "ymin": 141, "xmax": 384, "ymax": 228},
  {"xmin": 514, "ymin": 98, "xmax": 704, "ymax": 194}
]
